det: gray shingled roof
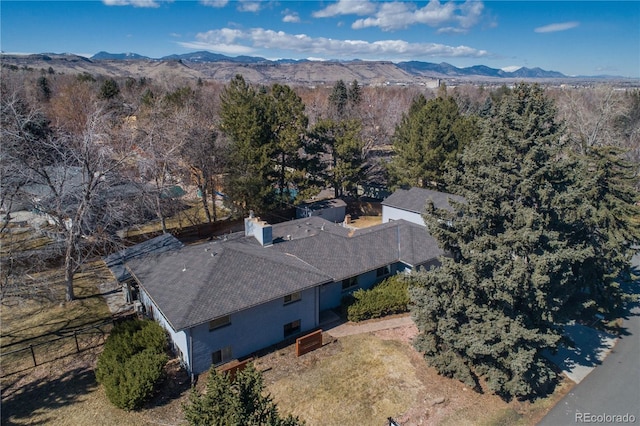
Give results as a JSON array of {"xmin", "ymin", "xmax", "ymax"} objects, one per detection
[
  {"xmin": 382, "ymin": 187, "xmax": 465, "ymax": 214},
  {"xmin": 104, "ymin": 233, "xmax": 184, "ymax": 282},
  {"xmin": 126, "ymin": 216, "xmax": 442, "ymax": 331}
]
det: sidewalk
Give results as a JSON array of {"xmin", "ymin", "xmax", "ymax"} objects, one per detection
[{"xmin": 326, "ymin": 314, "xmax": 415, "ymax": 338}]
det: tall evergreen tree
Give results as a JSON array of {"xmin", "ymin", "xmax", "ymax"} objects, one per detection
[
  {"xmin": 328, "ymin": 79, "xmax": 348, "ymax": 119},
  {"xmin": 268, "ymin": 84, "xmax": 309, "ymax": 206},
  {"xmin": 348, "ymin": 79, "xmax": 362, "ymax": 109},
  {"xmin": 219, "ymin": 75, "xmax": 274, "ymax": 214},
  {"xmin": 571, "ymin": 146, "xmax": 640, "ymax": 311},
  {"xmin": 308, "ymin": 118, "xmax": 365, "ymax": 198},
  {"xmin": 410, "ymin": 84, "xmax": 590, "ymax": 399},
  {"xmin": 388, "ymin": 94, "xmax": 478, "ymax": 190}
]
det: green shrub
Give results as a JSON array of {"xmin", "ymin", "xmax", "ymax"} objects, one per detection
[
  {"xmin": 183, "ymin": 363, "xmax": 304, "ymax": 425},
  {"xmin": 96, "ymin": 319, "xmax": 168, "ymax": 410},
  {"xmin": 346, "ymin": 275, "xmax": 410, "ymax": 322}
]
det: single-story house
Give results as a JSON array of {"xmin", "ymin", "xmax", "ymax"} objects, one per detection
[
  {"xmin": 381, "ymin": 187, "xmax": 465, "ymax": 226},
  {"xmin": 295, "ymin": 198, "xmax": 347, "ymax": 223},
  {"xmin": 125, "ymin": 213, "xmax": 443, "ymax": 375}
]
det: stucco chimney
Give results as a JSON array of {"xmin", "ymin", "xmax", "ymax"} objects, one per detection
[{"xmin": 244, "ymin": 215, "xmax": 273, "ymax": 247}]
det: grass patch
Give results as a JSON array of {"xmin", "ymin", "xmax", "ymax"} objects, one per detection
[
  {"xmin": 266, "ymin": 334, "xmax": 424, "ymax": 425},
  {"xmin": 1, "ymin": 261, "xmax": 114, "ymax": 379}
]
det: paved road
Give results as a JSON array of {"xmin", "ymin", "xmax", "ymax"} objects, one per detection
[{"xmin": 539, "ymin": 253, "xmax": 640, "ymax": 426}]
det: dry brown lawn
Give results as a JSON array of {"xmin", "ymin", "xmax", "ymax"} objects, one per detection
[
  {"xmin": 256, "ymin": 328, "xmax": 572, "ymax": 426},
  {"xmin": 348, "ymin": 215, "xmax": 383, "ymax": 228}
]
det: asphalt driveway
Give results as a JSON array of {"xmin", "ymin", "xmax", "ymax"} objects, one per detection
[{"xmin": 539, "ymin": 253, "xmax": 640, "ymax": 425}]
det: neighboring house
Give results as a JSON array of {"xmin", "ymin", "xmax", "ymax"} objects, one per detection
[
  {"xmin": 125, "ymin": 214, "xmax": 443, "ymax": 375},
  {"xmin": 381, "ymin": 187, "xmax": 465, "ymax": 226},
  {"xmin": 295, "ymin": 198, "xmax": 347, "ymax": 223}
]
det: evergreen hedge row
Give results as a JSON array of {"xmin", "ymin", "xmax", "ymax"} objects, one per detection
[
  {"xmin": 95, "ymin": 319, "xmax": 168, "ymax": 411},
  {"xmin": 345, "ymin": 275, "xmax": 410, "ymax": 322}
]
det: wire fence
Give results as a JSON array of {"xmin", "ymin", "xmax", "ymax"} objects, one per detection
[{"xmin": 0, "ymin": 319, "xmax": 118, "ymax": 377}]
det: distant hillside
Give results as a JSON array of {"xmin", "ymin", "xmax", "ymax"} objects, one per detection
[
  {"xmin": 2, "ymin": 51, "xmax": 634, "ymax": 85},
  {"xmin": 92, "ymin": 51, "xmax": 151, "ymax": 60},
  {"xmin": 396, "ymin": 61, "xmax": 566, "ymax": 79}
]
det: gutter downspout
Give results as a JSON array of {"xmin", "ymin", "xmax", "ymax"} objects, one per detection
[{"xmin": 188, "ymin": 328, "xmax": 195, "ymax": 384}]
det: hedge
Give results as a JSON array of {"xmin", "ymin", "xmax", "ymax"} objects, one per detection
[
  {"xmin": 345, "ymin": 274, "xmax": 410, "ymax": 322},
  {"xmin": 95, "ymin": 319, "xmax": 168, "ymax": 410}
]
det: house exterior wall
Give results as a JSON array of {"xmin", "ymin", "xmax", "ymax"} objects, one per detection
[
  {"xmin": 318, "ymin": 262, "xmax": 401, "ymax": 311},
  {"xmin": 296, "ymin": 206, "xmax": 346, "ymax": 223},
  {"xmin": 139, "ymin": 289, "xmax": 189, "ymax": 368},
  {"xmin": 188, "ymin": 286, "xmax": 318, "ymax": 374},
  {"xmin": 382, "ymin": 205, "xmax": 424, "ymax": 226},
  {"xmin": 319, "ymin": 281, "xmax": 342, "ymax": 311}
]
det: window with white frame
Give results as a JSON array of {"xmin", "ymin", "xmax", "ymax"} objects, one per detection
[
  {"xmin": 284, "ymin": 291, "xmax": 301, "ymax": 305},
  {"xmin": 211, "ymin": 346, "xmax": 232, "ymax": 365},
  {"xmin": 209, "ymin": 315, "xmax": 231, "ymax": 331}
]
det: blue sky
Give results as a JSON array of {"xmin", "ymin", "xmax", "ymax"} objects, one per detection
[{"xmin": 1, "ymin": 1, "xmax": 638, "ymax": 77}]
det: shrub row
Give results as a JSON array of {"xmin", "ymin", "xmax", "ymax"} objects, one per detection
[
  {"xmin": 345, "ymin": 274, "xmax": 410, "ymax": 322},
  {"xmin": 95, "ymin": 319, "xmax": 168, "ymax": 411}
]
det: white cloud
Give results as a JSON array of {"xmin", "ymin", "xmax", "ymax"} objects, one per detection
[
  {"xmin": 200, "ymin": 0, "xmax": 228, "ymax": 7},
  {"xmin": 282, "ymin": 11, "xmax": 301, "ymax": 23},
  {"xmin": 178, "ymin": 27, "xmax": 489, "ymax": 60},
  {"xmin": 352, "ymin": 0, "xmax": 484, "ymax": 32},
  {"xmin": 102, "ymin": 0, "xmax": 161, "ymax": 7},
  {"xmin": 237, "ymin": 0, "xmax": 262, "ymax": 12},
  {"xmin": 534, "ymin": 21, "xmax": 579, "ymax": 33},
  {"xmin": 313, "ymin": 0, "xmax": 377, "ymax": 18}
]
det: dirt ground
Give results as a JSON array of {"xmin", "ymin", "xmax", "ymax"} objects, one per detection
[{"xmin": 252, "ymin": 322, "xmax": 572, "ymax": 426}]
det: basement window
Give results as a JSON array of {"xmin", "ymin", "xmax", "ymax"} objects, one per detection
[
  {"xmin": 284, "ymin": 291, "xmax": 302, "ymax": 305},
  {"xmin": 209, "ymin": 315, "xmax": 231, "ymax": 331},
  {"xmin": 284, "ymin": 319, "xmax": 301, "ymax": 338},
  {"xmin": 212, "ymin": 346, "xmax": 232, "ymax": 366}
]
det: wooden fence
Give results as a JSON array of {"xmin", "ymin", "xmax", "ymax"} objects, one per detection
[
  {"xmin": 0, "ymin": 319, "xmax": 116, "ymax": 377},
  {"xmin": 296, "ymin": 330, "xmax": 323, "ymax": 357},
  {"xmin": 217, "ymin": 358, "xmax": 253, "ymax": 382}
]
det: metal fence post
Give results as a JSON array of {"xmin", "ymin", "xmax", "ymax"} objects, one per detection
[
  {"xmin": 74, "ymin": 331, "xmax": 80, "ymax": 353},
  {"xmin": 30, "ymin": 344, "xmax": 36, "ymax": 367}
]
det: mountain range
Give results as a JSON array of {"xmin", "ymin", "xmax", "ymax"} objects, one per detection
[
  {"xmin": 2, "ymin": 51, "xmax": 631, "ymax": 85},
  {"xmin": 91, "ymin": 50, "xmax": 567, "ymax": 79}
]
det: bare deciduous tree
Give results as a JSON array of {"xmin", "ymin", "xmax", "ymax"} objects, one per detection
[{"xmin": 2, "ymin": 92, "xmax": 137, "ymax": 301}]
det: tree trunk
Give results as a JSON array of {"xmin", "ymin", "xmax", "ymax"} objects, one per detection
[
  {"xmin": 210, "ymin": 176, "xmax": 218, "ymax": 222},
  {"xmin": 280, "ymin": 152, "xmax": 286, "ymax": 206},
  {"xmin": 64, "ymin": 234, "xmax": 75, "ymax": 301},
  {"xmin": 200, "ymin": 184, "xmax": 212, "ymax": 223}
]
